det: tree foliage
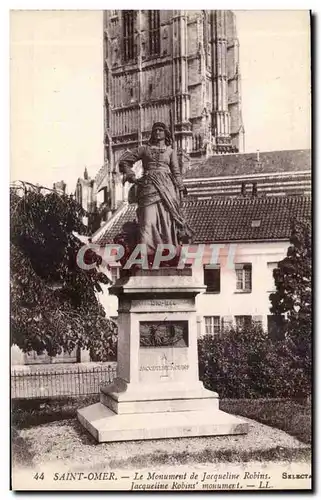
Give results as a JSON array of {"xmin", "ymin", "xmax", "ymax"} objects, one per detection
[
  {"xmin": 269, "ymin": 218, "xmax": 312, "ymax": 397},
  {"xmin": 10, "ymin": 184, "xmax": 116, "ymax": 359},
  {"xmin": 270, "ymin": 219, "xmax": 311, "ymax": 326}
]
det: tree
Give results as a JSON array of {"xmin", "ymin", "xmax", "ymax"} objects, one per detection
[
  {"xmin": 10, "ymin": 183, "xmax": 116, "ymax": 360},
  {"xmin": 270, "ymin": 219, "xmax": 311, "ymax": 324},
  {"xmin": 269, "ymin": 218, "xmax": 312, "ymax": 397}
]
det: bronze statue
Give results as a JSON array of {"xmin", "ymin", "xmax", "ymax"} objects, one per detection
[{"xmin": 119, "ymin": 122, "xmax": 192, "ymax": 256}]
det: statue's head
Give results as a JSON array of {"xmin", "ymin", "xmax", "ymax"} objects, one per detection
[{"xmin": 148, "ymin": 122, "xmax": 172, "ymax": 146}]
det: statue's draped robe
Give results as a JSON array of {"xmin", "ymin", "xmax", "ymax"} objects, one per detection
[{"xmin": 119, "ymin": 145, "xmax": 190, "ymax": 254}]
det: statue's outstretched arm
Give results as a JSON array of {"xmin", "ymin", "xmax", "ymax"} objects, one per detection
[{"xmin": 119, "ymin": 146, "xmax": 145, "ymax": 183}]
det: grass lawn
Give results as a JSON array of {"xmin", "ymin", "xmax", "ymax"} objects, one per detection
[
  {"xmin": 220, "ymin": 398, "xmax": 311, "ymax": 445},
  {"xmin": 12, "ymin": 395, "xmax": 99, "ymax": 429}
]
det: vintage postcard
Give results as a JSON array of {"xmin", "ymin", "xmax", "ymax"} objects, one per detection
[{"xmin": 10, "ymin": 9, "xmax": 312, "ymax": 491}]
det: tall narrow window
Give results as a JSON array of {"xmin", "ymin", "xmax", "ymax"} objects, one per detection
[
  {"xmin": 235, "ymin": 315, "xmax": 252, "ymax": 330},
  {"xmin": 267, "ymin": 315, "xmax": 285, "ymax": 341},
  {"xmin": 148, "ymin": 10, "xmax": 160, "ymax": 56},
  {"xmin": 110, "ymin": 265, "xmax": 120, "ymax": 284},
  {"xmin": 204, "ymin": 265, "xmax": 220, "ymax": 293},
  {"xmin": 123, "ymin": 11, "xmax": 135, "ymax": 62},
  {"xmin": 235, "ymin": 264, "xmax": 252, "ymax": 292},
  {"xmin": 204, "ymin": 316, "xmax": 221, "ymax": 336},
  {"xmin": 267, "ymin": 262, "xmax": 278, "ymax": 292}
]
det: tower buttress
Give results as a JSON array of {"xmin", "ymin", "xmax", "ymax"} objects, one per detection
[{"xmin": 210, "ymin": 11, "xmax": 234, "ymax": 154}]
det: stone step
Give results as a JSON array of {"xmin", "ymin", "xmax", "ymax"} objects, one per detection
[
  {"xmin": 101, "ymin": 391, "xmax": 220, "ymax": 414},
  {"xmin": 77, "ymin": 403, "xmax": 249, "ymax": 443}
]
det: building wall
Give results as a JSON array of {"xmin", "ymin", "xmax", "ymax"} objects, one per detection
[
  {"xmin": 11, "ymin": 346, "xmax": 91, "ymax": 367},
  {"xmin": 184, "ymin": 171, "xmax": 312, "ymax": 199},
  {"xmin": 98, "ymin": 240, "xmax": 289, "ymax": 334},
  {"xmin": 75, "ymin": 176, "xmax": 97, "ymax": 213},
  {"xmin": 195, "ymin": 240, "xmax": 288, "ymax": 334}
]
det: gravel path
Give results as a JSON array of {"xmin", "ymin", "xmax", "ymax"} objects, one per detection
[{"xmin": 14, "ymin": 416, "xmax": 310, "ymax": 471}]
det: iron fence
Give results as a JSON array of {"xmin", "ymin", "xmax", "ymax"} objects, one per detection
[{"xmin": 11, "ymin": 364, "xmax": 117, "ymax": 399}]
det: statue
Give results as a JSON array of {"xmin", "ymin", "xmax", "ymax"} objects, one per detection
[{"xmin": 118, "ymin": 122, "xmax": 193, "ymax": 259}]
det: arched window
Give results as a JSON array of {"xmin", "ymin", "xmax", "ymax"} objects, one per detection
[
  {"xmin": 123, "ymin": 11, "xmax": 135, "ymax": 62},
  {"xmin": 148, "ymin": 10, "xmax": 160, "ymax": 56}
]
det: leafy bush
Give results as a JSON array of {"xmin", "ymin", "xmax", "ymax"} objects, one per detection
[
  {"xmin": 198, "ymin": 321, "xmax": 311, "ymax": 399},
  {"xmin": 88, "ymin": 318, "xmax": 118, "ymax": 362},
  {"xmin": 265, "ymin": 327, "xmax": 311, "ymax": 399}
]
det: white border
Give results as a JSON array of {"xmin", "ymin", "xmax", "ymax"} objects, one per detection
[
  {"xmin": 3, "ymin": 2, "xmax": 318, "ymax": 498},
  {"xmin": 3, "ymin": 1, "xmax": 320, "ymax": 9}
]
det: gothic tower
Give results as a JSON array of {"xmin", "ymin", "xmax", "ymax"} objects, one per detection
[{"xmin": 103, "ymin": 10, "xmax": 244, "ymax": 209}]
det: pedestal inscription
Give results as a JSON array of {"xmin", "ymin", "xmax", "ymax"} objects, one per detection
[
  {"xmin": 139, "ymin": 347, "xmax": 190, "ymax": 383},
  {"xmin": 130, "ymin": 298, "xmax": 194, "ymax": 312}
]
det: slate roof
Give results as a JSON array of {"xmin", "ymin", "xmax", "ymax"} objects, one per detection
[
  {"xmin": 185, "ymin": 149, "xmax": 311, "ymax": 179},
  {"xmin": 95, "ymin": 195, "xmax": 311, "ymax": 246}
]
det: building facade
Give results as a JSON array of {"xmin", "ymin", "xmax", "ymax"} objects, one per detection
[
  {"xmin": 98, "ymin": 240, "xmax": 289, "ymax": 337},
  {"xmin": 103, "ymin": 10, "xmax": 244, "ymax": 209},
  {"xmin": 92, "ymin": 195, "xmax": 311, "ymax": 338}
]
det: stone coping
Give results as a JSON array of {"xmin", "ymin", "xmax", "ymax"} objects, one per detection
[{"xmin": 11, "ymin": 362, "xmax": 117, "ymax": 374}]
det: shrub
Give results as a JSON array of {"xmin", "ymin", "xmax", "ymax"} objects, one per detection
[{"xmin": 198, "ymin": 321, "xmax": 311, "ymax": 399}]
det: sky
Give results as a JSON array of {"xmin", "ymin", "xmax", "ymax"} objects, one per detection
[
  {"xmin": 10, "ymin": 10, "xmax": 311, "ymax": 193},
  {"xmin": 236, "ymin": 10, "xmax": 311, "ymax": 153}
]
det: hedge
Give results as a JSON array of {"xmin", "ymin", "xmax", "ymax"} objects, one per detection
[{"xmin": 198, "ymin": 322, "xmax": 311, "ymax": 399}]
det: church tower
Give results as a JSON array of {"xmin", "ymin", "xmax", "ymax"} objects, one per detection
[{"xmin": 103, "ymin": 10, "xmax": 244, "ymax": 209}]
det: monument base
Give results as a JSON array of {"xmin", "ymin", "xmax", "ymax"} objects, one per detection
[
  {"xmin": 77, "ymin": 403, "xmax": 248, "ymax": 443},
  {"xmin": 98, "ymin": 377, "xmax": 220, "ymax": 413},
  {"xmin": 77, "ymin": 268, "xmax": 249, "ymax": 443}
]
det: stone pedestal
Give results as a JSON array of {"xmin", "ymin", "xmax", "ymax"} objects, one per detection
[{"xmin": 77, "ymin": 268, "xmax": 249, "ymax": 442}]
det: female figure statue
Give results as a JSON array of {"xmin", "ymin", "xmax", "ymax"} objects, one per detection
[{"xmin": 118, "ymin": 122, "xmax": 192, "ymax": 256}]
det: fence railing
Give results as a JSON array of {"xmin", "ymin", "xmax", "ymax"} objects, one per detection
[{"xmin": 11, "ymin": 364, "xmax": 117, "ymax": 399}]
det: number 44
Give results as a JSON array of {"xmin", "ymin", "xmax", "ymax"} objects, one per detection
[{"xmin": 33, "ymin": 472, "xmax": 44, "ymax": 480}]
